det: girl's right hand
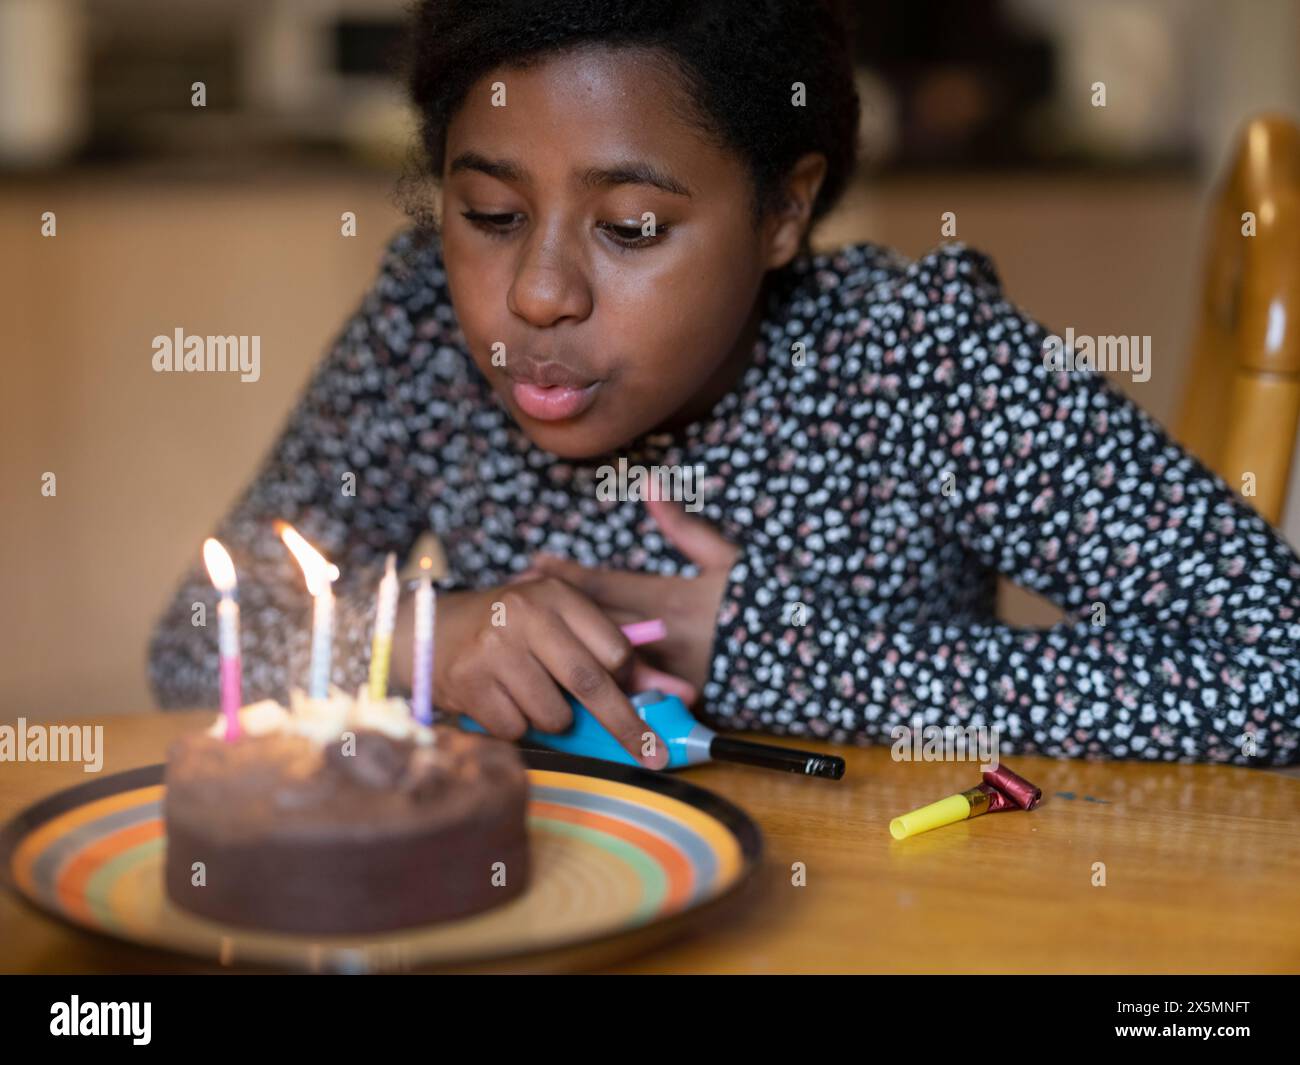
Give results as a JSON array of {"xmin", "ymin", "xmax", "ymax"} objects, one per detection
[{"xmin": 427, "ymin": 579, "xmax": 696, "ymax": 769}]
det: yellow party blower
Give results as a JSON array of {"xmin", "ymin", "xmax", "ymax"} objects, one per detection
[{"xmin": 889, "ymin": 786, "xmax": 991, "ymax": 840}]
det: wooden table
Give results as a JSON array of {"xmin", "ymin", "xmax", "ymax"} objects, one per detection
[{"xmin": 3, "ymin": 711, "xmax": 1299, "ymax": 973}]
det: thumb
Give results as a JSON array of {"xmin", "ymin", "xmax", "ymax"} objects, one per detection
[{"xmin": 646, "ymin": 497, "xmax": 736, "ymax": 570}]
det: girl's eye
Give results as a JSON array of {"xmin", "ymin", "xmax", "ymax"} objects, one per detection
[
  {"xmin": 461, "ymin": 210, "xmax": 669, "ymax": 250},
  {"xmin": 598, "ymin": 221, "xmax": 670, "ymax": 251},
  {"xmin": 461, "ymin": 210, "xmax": 522, "ymax": 238}
]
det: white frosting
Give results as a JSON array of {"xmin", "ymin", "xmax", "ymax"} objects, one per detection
[{"xmin": 207, "ymin": 685, "xmax": 435, "ymax": 746}]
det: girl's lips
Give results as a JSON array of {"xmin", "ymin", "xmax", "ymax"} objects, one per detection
[{"xmin": 511, "ymin": 380, "xmax": 601, "ymax": 421}]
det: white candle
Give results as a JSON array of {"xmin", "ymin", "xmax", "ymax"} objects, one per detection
[
  {"xmin": 309, "ymin": 584, "xmax": 334, "ymax": 700},
  {"xmin": 277, "ymin": 522, "xmax": 340, "ymax": 701}
]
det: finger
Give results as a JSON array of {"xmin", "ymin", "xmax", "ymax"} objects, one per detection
[
  {"xmin": 628, "ymin": 657, "xmax": 698, "ymax": 705},
  {"xmin": 526, "ymin": 608, "xmax": 667, "ymax": 770},
  {"xmin": 462, "ymin": 678, "xmax": 530, "ymax": 741},
  {"xmin": 604, "ymin": 606, "xmax": 643, "ymax": 629},
  {"xmin": 496, "ymin": 654, "xmax": 574, "ymax": 734},
  {"xmin": 545, "ymin": 579, "xmax": 639, "ymax": 682},
  {"xmin": 646, "ymin": 497, "xmax": 736, "ymax": 569},
  {"xmin": 534, "ymin": 576, "xmax": 677, "ymax": 695},
  {"xmin": 530, "ymin": 554, "xmax": 663, "ymax": 617}
]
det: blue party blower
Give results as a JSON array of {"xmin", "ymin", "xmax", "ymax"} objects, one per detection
[{"xmin": 460, "ymin": 689, "xmax": 844, "ymax": 779}]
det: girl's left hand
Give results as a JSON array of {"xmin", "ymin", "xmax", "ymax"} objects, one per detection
[{"xmin": 522, "ymin": 498, "xmax": 739, "ymax": 697}]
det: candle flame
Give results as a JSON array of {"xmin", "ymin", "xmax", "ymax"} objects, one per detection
[
  {"xmin": 203, "ymin": 538, "xmax": 238, "ymax": 593},
  {"xmin": 277, "ymin": 521, "xmax": 339, "ymax": 596},
  {"xmin": 419, "ymin": 556, "xmax": 432, "ymax": 572}
]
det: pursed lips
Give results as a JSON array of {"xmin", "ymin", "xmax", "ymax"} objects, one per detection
[
  {"xmin": 504, "ymin": 358, "xmax": 599, "ymax": 389},
  {"xmin": 504, "ymin": 357, "xmax": 603, "ymax": 421}
]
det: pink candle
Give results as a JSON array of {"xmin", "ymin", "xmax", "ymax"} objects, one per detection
[{"xmin": 202, "ymin": 538, "xmax": 242, "ymax": 741}]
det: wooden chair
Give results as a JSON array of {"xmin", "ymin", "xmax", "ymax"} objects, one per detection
[{"xmin": 1177, "ymin": 113, "xmax": 1300, "ymax": 526}]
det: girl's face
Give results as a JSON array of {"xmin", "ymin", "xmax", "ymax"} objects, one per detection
[{"xmin": 440, "ymin": 45, "xmax": 823, "ymax": 459}]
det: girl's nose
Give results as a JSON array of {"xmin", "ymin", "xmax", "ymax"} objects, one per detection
[{"xmin": 507, "ymin": 232, "xmax": 593, "ymax": 327}]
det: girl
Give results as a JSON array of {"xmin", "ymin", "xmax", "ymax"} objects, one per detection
[{"xmin": 150, "ymin": 0, "xmax": 1300, "ymax": 767}]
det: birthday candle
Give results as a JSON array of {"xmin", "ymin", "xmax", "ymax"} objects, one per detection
[
  {"xmin": 411, "ymin": 556, "xmax": 434, "ymax": 724},
  {"xmin": 367, "ymin": 553, "xmax": 399, "ymax": 700},
  {"xmin": 202, "ymin": 538, "xmax": 242, "ymax": 741},
  {"xmin": 277, "ymin": 522, "xmax": 340, "ymax": 701},
  {"xmin": 309, "ymin": 585, "xmax": 334, "ymax": 700}
]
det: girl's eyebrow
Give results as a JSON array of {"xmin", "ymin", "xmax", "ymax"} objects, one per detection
[{"xmin": 448, "ymin": 151, "xmax": 693, "ymax": 198}]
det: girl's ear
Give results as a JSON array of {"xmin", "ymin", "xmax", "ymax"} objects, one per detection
[{"xmin": 762, "ymin": 152, "xmax": 829, "ymax": 269}]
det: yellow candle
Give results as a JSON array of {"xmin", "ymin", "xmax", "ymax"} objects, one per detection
[{"xmin": 367, "ymin": 553, "xmax": 399, "ymax": 700}]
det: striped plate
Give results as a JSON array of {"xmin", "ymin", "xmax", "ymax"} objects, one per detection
[{"xmin": 1, "ymin": 750, "xmax": 762, "ymax": 972}]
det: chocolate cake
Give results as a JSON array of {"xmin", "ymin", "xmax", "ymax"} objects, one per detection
[{"xmin": 163, "ymin": 694, "xmax": 530, "ymax": 934}]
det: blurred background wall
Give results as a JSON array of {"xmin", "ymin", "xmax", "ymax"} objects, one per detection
[{"xmin": 4, "ymin": 0, "xmax": 1300, "ymax": 721}]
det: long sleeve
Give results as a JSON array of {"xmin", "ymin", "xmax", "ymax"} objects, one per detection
[
  {"xmin": 701, "ymin": 244, "xmax": 1300, "ymax": 765},
  {"xmin": 148, "ymin": 229, "xmax": 475, "ymax": 709}
]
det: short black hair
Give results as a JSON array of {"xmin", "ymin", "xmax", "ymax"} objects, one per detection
[{"xmin": 400, "ymin": 0, "xmax": 861, "ymax": 243}]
